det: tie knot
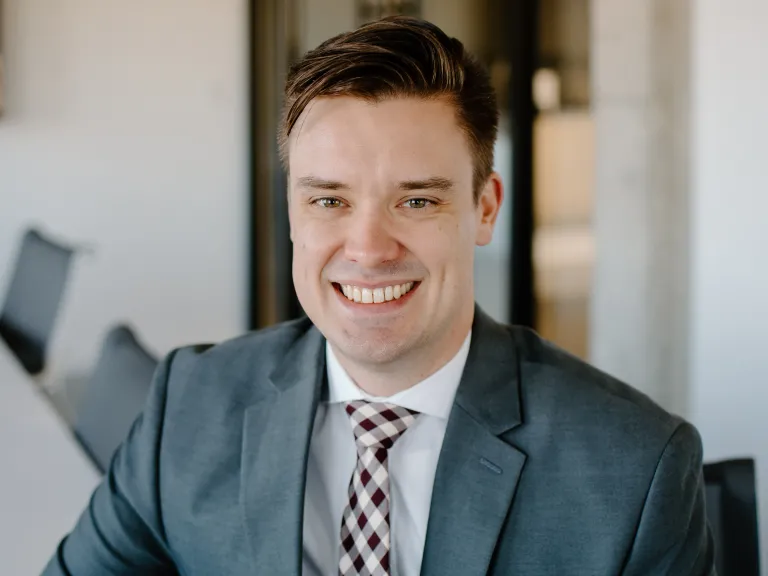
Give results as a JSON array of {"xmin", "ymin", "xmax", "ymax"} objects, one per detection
[{"xmin": 345, "ymin": 400, "xmax": 419, "ymax": 450}]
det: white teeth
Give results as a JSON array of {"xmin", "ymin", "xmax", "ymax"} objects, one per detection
[{"xmin": 339, "ymin": 282, "xmax": 416, "ymax": 304}]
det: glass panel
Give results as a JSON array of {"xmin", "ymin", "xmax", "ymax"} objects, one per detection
[
  {"xmin": 356, "ymin": 0, "xmax": 422, "ymax": 25},
  {"xmin": 533, "ymin": 0, "xmax": 593, "ymax": 358},
  {"xmin": 286, "ymin": 0, "xmax": 515, "ymax": 324},
  {"xmin": 417, "ymin": 1, "xmax": 513, "ymax": 323}
]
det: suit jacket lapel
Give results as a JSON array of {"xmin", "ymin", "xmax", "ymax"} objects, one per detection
[
  {"xmin": 240, "ymin": 325, "xmax": 325, "ymax": 575},
  {"xmin": 421, "ymin": 308, "xmax": 527, "ymax": 576}
]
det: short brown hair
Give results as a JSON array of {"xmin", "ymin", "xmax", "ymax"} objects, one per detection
[{"xmin": 279, "ymin": 16, "xmax": 499, "ymax": 199}]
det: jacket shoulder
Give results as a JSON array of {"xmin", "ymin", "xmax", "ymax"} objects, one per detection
[
  {"xmin": 509, "ymin": 325, "xmax": 685, "ymax": 446},
  {"xmin": 173, "ymin": 316, "xmax": 314, "ymax": 363},
  {"xmin": 164, "ymin": 316, "xmax": 317, "ymax": 401}
]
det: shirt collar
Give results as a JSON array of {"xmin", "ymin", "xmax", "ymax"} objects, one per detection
[{"xmin": 325, "ymin": 331, "xmax": 472, "ymax": 420}]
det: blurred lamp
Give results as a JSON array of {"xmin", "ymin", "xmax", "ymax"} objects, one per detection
[{"xmin": 533, "ymin": 68, "xmax": 561, "ymax": 112}]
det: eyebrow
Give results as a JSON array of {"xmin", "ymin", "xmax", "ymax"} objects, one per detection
[
  {"xmin": 295, "ymin": 176, "xmax": 349, "ymax": 191},
  {"xmin": 295, "ymin": 175, "xmax": 455, "ymax": 192},
  {"xmin": 398, "ymin": 177, "xmax": 454, "ymax": 192}
]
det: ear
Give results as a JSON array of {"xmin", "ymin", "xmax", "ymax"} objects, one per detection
[
  {"xmin": 475, "ymin": 172, "xmax": 504, "ymax": 246},
  {"xmin": 287, "ymin": 180, "xmax": 295, "ymax": 243}
]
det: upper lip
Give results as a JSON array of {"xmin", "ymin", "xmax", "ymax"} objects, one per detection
[{"xmin": 332, "ymin": 280, "xmax": 419, "ymax": 289}]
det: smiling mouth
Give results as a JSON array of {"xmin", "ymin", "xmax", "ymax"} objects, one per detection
[{"xmin": 333, "ymin": 282, "xmax": 419, "ymax": 304}]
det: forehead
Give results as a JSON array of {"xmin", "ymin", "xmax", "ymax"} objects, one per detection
[{"xmin": 288, "ymin": 96, "xmax": 473, "ymax": 184}]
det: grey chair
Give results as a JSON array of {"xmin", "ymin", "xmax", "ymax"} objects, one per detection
[
  {"xmin": 0, "ymin": 228, "xmax": 76, "ymax": 375},
  {"xmin": 74, "ymin": 325, "xmax": 159, "ymax": 473},
  {"xmin": 703, "ymin": 458, "xmax": 761, "ymax": 576}
]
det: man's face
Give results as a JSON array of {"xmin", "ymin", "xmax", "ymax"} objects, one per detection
[{"xmin": 288, "ymin": 96, "xmax": 502, "ymax": 370}]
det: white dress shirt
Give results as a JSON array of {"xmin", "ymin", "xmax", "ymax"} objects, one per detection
[{"xmin": 302, "ymin": 332, "xmax": 472, "ymax": 576}]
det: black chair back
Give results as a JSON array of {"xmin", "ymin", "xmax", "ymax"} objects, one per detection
[
  {"xmin": 0, "ymin": 228, "xmax": 75, "ymax": 374},
  {"xmin": 703, "ymin": 458, "xmax": 760, "ymax": 576},
  {"xmin": 74, "ymin": 325, "xmax": 159, "ymax": 472}
]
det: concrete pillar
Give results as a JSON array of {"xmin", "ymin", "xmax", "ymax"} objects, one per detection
[{"xmin": 590, "ymin": 0, "xmax": 691, "ymax": 416}]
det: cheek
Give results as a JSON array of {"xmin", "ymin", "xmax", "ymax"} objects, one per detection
[
  {"xmin": 443, "ymin": 214, "xmax": 478, "ymax": 253},
  {"xmin": 292, "ymin": 239, "xmax": 321, "ymax": 305},
  {"xmin": 412, "ymin": 221, "xmax": 470, "ymax": 274},
  {"xmin": 292, "ymin": 221, "xmax": 339, "ymax": 275},
  {"xmin": 442, "ymin": 219, "xmax": 478, "ymax": 284}
]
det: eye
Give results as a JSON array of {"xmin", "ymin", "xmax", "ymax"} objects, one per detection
[
  {"xmin": 402, "ymin": 198, "xmax": 435, "ymax": 209},
  {"xmin": 313, "ymin": 197, "xmax": 345, "ymax": 208}
]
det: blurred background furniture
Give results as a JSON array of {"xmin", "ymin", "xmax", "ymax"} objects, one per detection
[
  {"xmin": 704, "ymin": 458, "xmax": 761, "ymax": 576},
  {"xmin": 0, "ymin": 336, "xmax": 101, "ymax": 575},
  {"xmin": 0, "ymin": 228, "xmax": 75, "ymax": 376},
  {"xmin": 74, "ymin": 324, "xmax": 159, "ymax": 472}
]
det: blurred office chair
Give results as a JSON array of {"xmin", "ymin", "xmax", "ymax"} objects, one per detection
[
  {"xmin": 0, "ymin": 228, "xmax": 76, "ymax": 375},
  {"xmin": 703, "ymin": 458, "xmax": 760, "ymax": 576},
  {"xmin": 74, "ymin": 324, "xmax": 159, "ymax": 473}
]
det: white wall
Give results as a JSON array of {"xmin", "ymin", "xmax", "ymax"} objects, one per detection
[
  {"xmin": 690, "ymin": 0, "xmax": 768, "ymax": 563},
  {"xmin": 0, "ymin": 0, "xmax": 248, "ymax": 375}
]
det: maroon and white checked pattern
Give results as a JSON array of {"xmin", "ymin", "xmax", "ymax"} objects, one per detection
[{"xmin": 339, "ymin": 400, "xmax": 419, "ymax": 576}]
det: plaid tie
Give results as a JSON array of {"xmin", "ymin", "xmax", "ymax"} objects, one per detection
[{"xmin": 338, "ymin": 400, "xmax": 420, "ymax": 576}]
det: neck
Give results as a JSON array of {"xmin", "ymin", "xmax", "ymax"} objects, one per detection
[{"xmin": 332, "ymin": 315, "xmax": 473, "ymax": 398}]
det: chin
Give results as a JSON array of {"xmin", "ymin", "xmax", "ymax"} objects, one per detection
[
  {"xmin": 332, "ymin": 326, "xmax": 417, "ymax": 365},
  {"xmin": 340, "ymin": 339, "xmax": 409, "ymax": 365}
]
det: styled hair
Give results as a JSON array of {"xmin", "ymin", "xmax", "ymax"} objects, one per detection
[{"xmin": 279, "ymin": 16, "xmax": 499, "ymax": 199}]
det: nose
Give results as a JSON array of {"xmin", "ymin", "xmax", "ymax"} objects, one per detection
[{"xmin": 343, "ymin": 205, "xmax": 401, "ymax": 267}]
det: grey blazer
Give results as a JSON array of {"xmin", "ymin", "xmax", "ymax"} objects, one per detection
[{"xmin": 44, "ymin": 308, "xmax": 714, "ymax": 575}]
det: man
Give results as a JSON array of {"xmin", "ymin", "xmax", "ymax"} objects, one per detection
[{"xmin": 45, "ymin": 17, "xmax": 714, "ymax": 576}]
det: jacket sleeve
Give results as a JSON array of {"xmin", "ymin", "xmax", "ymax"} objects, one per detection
[
  {"xmin": 42, "ymin": 349, "xmax": 181, "ymax": 576},
  {"xmin": 621, "ymin": 422, "xmax": 717, "ymax": 576}
]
